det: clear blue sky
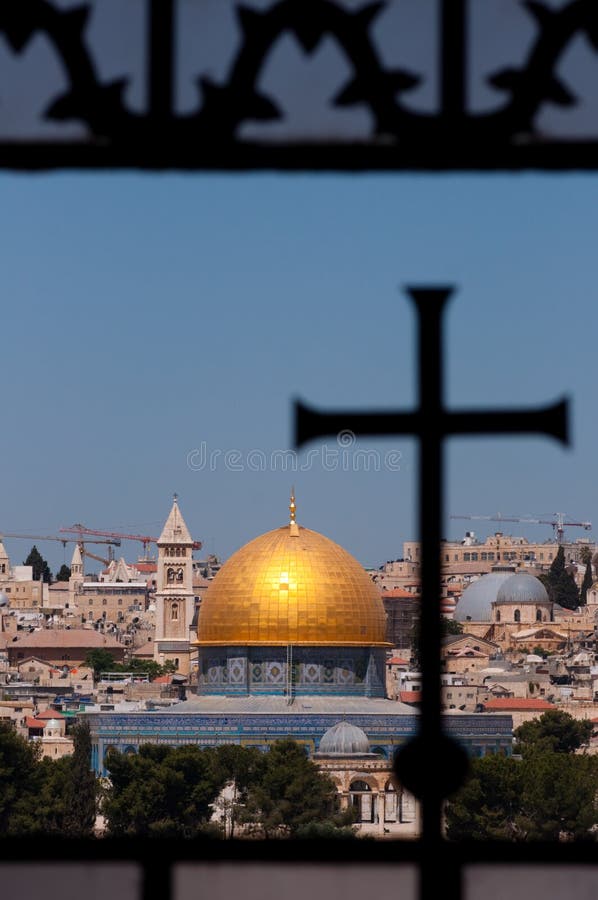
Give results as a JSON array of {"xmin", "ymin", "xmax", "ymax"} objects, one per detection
[{"xmin": 1, "ymin": 171, "xmax": 597, "ymax": 574}]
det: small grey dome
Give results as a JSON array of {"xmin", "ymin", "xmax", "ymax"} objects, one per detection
[
  {"xmin": 0, "ymin": 591, "xmax": 8, "ymax": 607},
  {"xmin": 455, "ymin": 569, "xmax": 514, "ymax": 623},
  {"xmin": 495, "ymin": 573, "xmax": 549, "ymax": 605},
  {"xmin": 318, "ymin": 721, "xmax": 370, "ymax": 755}
]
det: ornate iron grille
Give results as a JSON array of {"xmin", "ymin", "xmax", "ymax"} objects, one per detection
[{"xmin": 3, "ymin": 0, "xmax": 598, "ymax": 169}]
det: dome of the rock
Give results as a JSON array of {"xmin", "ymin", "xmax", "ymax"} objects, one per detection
[
  {"xmin": 196, "ymin": 522, "xmax": 388, "ymax": 647},
  {"xmin": 195, "ymin": 495, "xmax": 389, "ymax": 698}
]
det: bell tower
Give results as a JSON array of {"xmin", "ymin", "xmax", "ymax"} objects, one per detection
[
  {"xmin": 0, "ymin": 539, "xmax": 10, "ymax": 582},
  {"xmin": 154, "ymin": 494, "xmax": 195, "ymax": 675},
  {"xmin": 68, "ymin": 543, "xmax": 84, "ymax": 610}
]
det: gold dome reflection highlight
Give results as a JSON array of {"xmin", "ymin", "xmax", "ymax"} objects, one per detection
[{"xmin": 196, "ymin": 524, "xmax": 388, "ymax": 646}]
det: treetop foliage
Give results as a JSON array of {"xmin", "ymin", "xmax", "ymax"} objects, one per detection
[
  {"xmin": 84, "ymin": 649, "xmax": 177, "ymax": 681},
  {"xmin": 580, "ymin": 559, "xmax": 593, "ymax": 606},
  {"xmin": 0, "ymin": 720, "xmax": 97, "ymax": 836},
  {"xmin": 102, "ymin": 740, "xmax": 357, "ymax": 839},
  {"xmin": 514, "ymin": 709, "xmax": 593, "ymax": 755},
  {"xmin": 56, "ymin": 564, "xmax": 72, "ymax": 582},
  {"xmin": 24, "ymin": 545, "xmax": 52, "ymax": 584},
  {"xmin": 446, "ymin": 711, "xmax": 598, "ymax": 842},
  {"xmin": 540, "ymin": 546, "xmax": 580, "ymax": 611},
  {"xmin": 445, "ymin": 749, "xmax": 598, "ymax": 842}
]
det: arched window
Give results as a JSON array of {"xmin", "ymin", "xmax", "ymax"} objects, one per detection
[
  {"xmin": 350, "ymin": 780, "xmax": 371, "ymax": 792},
  {"xmin": 536, "ymin": 609, "xmax": 542, "ymax": 622},
  {"xmin": 514, "ymin": 609, "xmax": 521, "ymax": 623},
  {"xmin": 167, "ymin": 567, "xmax": 175, "ymax": 583},
  {"xmin": 496, "ymin": 610, "xmax": 501, "ymax": 623},
  {"xmin": 349, "ymin": 780, "xmax": 374, "ymax": 823},
  {"xmin": 171, "ymin": 602, "xmax": 179, "ymax": 621}
]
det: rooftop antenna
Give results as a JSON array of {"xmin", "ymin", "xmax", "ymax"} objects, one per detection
[{"xmin": 289, "ymin": 486, "xmax": 297, "ymax": 524}]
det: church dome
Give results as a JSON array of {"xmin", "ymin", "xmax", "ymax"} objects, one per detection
[
  {"xmin": 455, "ymin": 567, "xmax": 515, "ymax": 622},
  {"xmin": 196, "ymin": 514, "xmax": 388, "ymax": 647},
  {"xmin": 318, "ymin": 721, "xmax": 370, "ymax": 755},
  {"xmin": 495, "ymin": 573, "xmax": 549, "ymax": 605}
]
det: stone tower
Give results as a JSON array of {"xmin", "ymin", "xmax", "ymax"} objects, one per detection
[
  {"xmin": 68, "ymin": 543, "xmax": 84, "ymax": 610},
  {"xmin": 153, "ymin": 495, "xmax": 195, "ymax": 675},
  {"xmin": 0, "ymin": 539, "xmax": 10, "ymax": 582}
]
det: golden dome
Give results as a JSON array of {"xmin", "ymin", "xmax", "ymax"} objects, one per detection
[{"xmin": 196, "ymin": 521, "xmax": 388, "ymax": 647}]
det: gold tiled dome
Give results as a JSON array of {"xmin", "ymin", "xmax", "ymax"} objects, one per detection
[{"xmin": 196, "ymin": 521, "xmax": 388, "ymax": 647}]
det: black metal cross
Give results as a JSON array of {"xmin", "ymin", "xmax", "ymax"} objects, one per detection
[{"xmin": 294, "ymin": 286, "xmax": 568, "ymax": 899}]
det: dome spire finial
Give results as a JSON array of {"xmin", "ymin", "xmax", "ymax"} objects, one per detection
[{"xmin": 289, "ymin": 486, "xmax": 297, "ymax": 524}]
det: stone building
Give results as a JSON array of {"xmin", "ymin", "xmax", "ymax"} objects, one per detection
[
  {"xmin": 0, "ymin": 539, "xmax": 48, "ymax": 610},
  {"xmin": 454, "ymin": 569, "xmax": 558, "ymax": 651},
  {"xmin": 25, "ymin": 708, "xmax": 74, "ymax": 759},
  {"xmin": 404, "ymin": 533, "xmax": 592, "ymax": 573},
  {"xmin": 68, "ymin": 545, "xmax": 148, "ymax": 628},
  {"xmin": 6, "ymin": 629, "xmax": 125, "ymax": 668},
  {"xmin": 313, "ymin": 721, "xmax": 418, "ymax": 835},
  {"xmin": 380, "ymin": 588, "xmax": 419, "ymax": 651}
]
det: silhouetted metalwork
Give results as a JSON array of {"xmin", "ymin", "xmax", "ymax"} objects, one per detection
[
  {"xmin": 3, "ymin": 0, "xmax": 598, "ymax": 168},
  {"xmin": 294, "ymin": 286, "xmax": 569, "ymax": 900}
]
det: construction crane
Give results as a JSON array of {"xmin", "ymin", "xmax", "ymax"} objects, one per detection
[
  {"xmin": 59, "ymin": 524, "xmax": 202, "ymax": 555},
  {"xmin": 449, "ymin": 513, "xmax": 592, "ymax": 544},
  {"xmin": 0, "ymin": 533, "xmax": 121, "ymax": 566},
  {"xmin": 78, "ymin": 548, "xmax": 113, "ymax": 567}
]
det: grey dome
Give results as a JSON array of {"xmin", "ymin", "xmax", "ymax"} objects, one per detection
[
  {"xmin": 318, "ymin": 721, "xmax": 370, "ymax": 755},
  {"xmin": 495, "ymin": 573, "xmax": 549, "ymax": 605},
  {"xmin": 0, "ymin": 591, "xmax": 8, "ymax": 607},
  {"xmin": 455, "ymin": 570, "xmax": 514, "ymax": 623}
]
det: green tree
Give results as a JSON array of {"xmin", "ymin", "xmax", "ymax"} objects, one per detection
[
  {"xmin": 445, "ymin": 749, "xmax": 598, "ymax": 842},
  {"xmin": 24, "ymin": 545, "xmax": 52, "ymax": 583},
  {"xmin": 442, "ymin": 618, "xmax": 463, "ymax": 636},
  {"xmin": 541, "ymin": 546, "xmax": 579, "ymax": 610},
  {"xmin": 556, "ymin": 571, "xmax": 579, "ymax": 609},
  {"xmin": 0, "ymin": 722, "xmax": 43, "ymax": 834},
  {"xmin": 103, "ymin": 744, "xmax": 225, "ymax": 837},
  {"xmin": 34, "ymin": 756, "xmax": 76, "ymax": 834},
  {"xmin": 84, "ymin": 648, "xmax": 119, "ymax": 679},
  {"xmin": 445, "ymin": 753, "xmax": 522, "ymax": 841},
  {"xmin": 0, "ymin": 719, "xmax": 101, "ymax": 837},
  {"xmin": 514, "ymin": 709, "xmax": 593, "ymax": 755},
  {"xmin": 241, "ymin": 740, "xmax": 351, "ymax": 838},
  {"xmin": 62, "ymin": 718, "xmax": 98, "ymax": 835},
  {"xmin": 108, "ymin": 658, "xmax": 179, "ymax": 680},
  {"xmin": 211, "ymin": 744, "xmax": 265, "ymax": 837},
  {"xmin": 56, "ymin": 564, "xmax": 71, "ymax": 582},
  {"xmin": 579, "ymin": 545, "xmax": 592, "ymax": 566},
  {"xmin": 121, "ymin": 658, "xmax": 172, "ymax": 680},
  {"xmin": 550, "ymin": 545, "xmax": 566, "ymax": 578},
  {"xmin": 516, "ymin": 751, "xmax": 598, "ymax": 840},
  {"xmin": 580, "ymin": 559, "xmax": 593, "ymax": 606}
]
